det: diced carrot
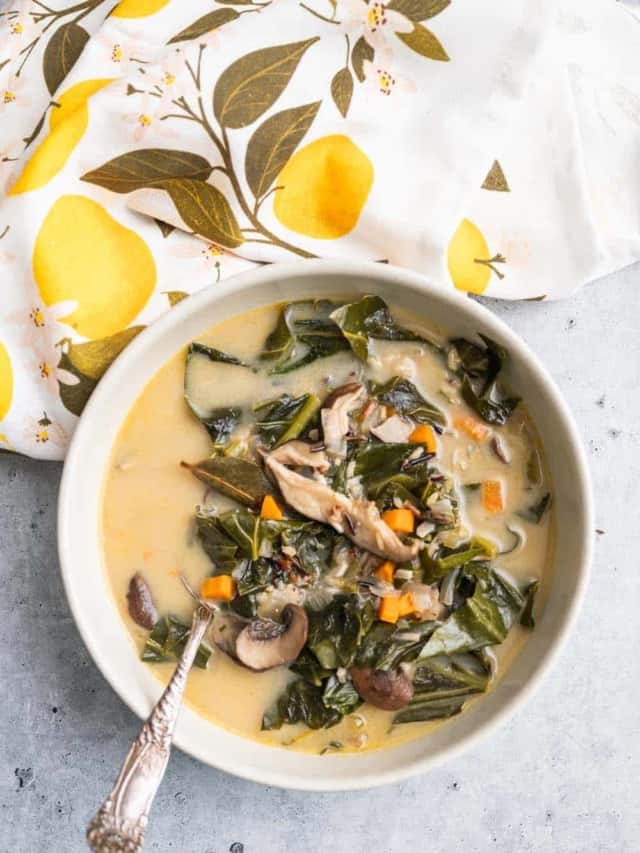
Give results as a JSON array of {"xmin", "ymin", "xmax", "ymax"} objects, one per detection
[
  {"xmin": 398, "ymin": 593, "xmax": 415, "ymax": 617},
  {"xmin": 260, "ymin": 494, "xmax": 283, "ymax": 521},
  {"xmin": 200, "ymin": 575, "xmax": 236, "ymax": 601},
  {"xmin": 455, "ymin": 415, "xmax": 490, "ymax": 442},
  {"xmin": 409, "ymin": 424, "xmax": 437, "ymax": 453},
  {"xmin": 482, "ymin": 480, "xmax": 504, "ymax": 513},
  {"xmin": 378, "ymin": 596, "xmax": 400, "ymax": 624},
  {"xmin": 375, "ymin": 561, "xmax": 395, "ymax": 583},
  {"xmin": 381, "ymin": 508, "xmax": 415, "ymax": 534}
]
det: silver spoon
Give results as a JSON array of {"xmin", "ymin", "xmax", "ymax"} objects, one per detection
[{"xmin": 87, "ymin": 581, "xmax": 214, "ymax": 852}]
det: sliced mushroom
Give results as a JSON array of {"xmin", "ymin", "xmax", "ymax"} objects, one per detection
[
  {"xmin": 210, "ymin": 611, "xmax": 247, "ymax": 660},
  {"xmin": 350, "ymin": 667, "xmax": 414, "ymax": 711},
  {"xmin": 321, "ymin": 382, "xmax": 366, "ymax": 458},
  {"xmin": 370, "ymin": 414, "xmax": 414, "ymax": 444},
  {"xmin": 235, "ymin": 604, "xmax": 308, "ymax": 671},
  {"xmin": 265, "ymin": 450, "xmax": 420, "ymax": 562},
  {"xmin": 126, "ymin": 573, "xmax": 157, "ymax": 629}
]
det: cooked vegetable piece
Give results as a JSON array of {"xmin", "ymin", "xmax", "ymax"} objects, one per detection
[
  {"xmin": 350, "ymin": 667, "xmax": 414, "ymax": 710},
  {"xmin": 520, "ymin": 579, "xmax": 539, "ymax": 628},
  {"xmin": 482, "ymin": 480, "xmax": 504, "ymax": 513},
  {"xmin": 235, "ymin": 605, "xmax": 308, "ymax": 671},
  {"xmin": 182, "ymin": 456, "xmax": 272, "ymax": 510},
  {"xmin": 254, "ymin": 393, "xmax": 320, "ymax": 448},
  {"xmin": 372, "ymin": 376, "xmax": 445, "ymax": 427},
  {"xmin": 307, "ymin": 595, "xmax": 375, "ymax": 669},
  {"xmin": 236, "ymin": 558, "xmax": 274, "ymax": 596},
  {"xmin": 260, "ymin": 495, "xmax": 283, "ymax": 521},
  {"xmin": 330, "ymin": 294, "xmax": 428, "ymax": 362},
  {"xmin": 201, "ymin": 575, "xmax": 236, "ymax": 601},
  {"xmin": 378, "ymin": 596, "xmax": 400, "ymax": 624},
  {"xmin": 262, "ymin": 679, "xmax": 341, "ymax": 730},
  {"xmin": 393, "ymin": 654, "xmax": 490, "ymax": 724},
  {"xmin": 409, "ymin": 424, "xmax": 437, "ymax": 452},
  {"xmin": 420, "ymin": 563, "xmax": 526, "ymax": 658},
  {"xmin": 519, "ymin": 492, "xmax": 551, "ymax": 523},
  {"xmin": 454, "ymin": 414, "xmax": 490, "ymax": 442},
  {"xmin": 450, "ymin": 335, "xmax": 520, "ymax": 425},
  {"xmin": 262, "ymin": 301, "xmax": 350, "ymax": 374},
  {"xmin": 322, "ymin": 675, "xmax": 362, "ymax": 715},
  {"xmin": 142, "ymin": 615, "xmax": 212, "ymax": 669},
  {"xmin": 196, "ymin": 513, "xmax": 241, "ymax": 572},
  {"xmin": 381, "ymin": 508, "xmax": 415, "ymax": 534},
  {"xmin": 290, "ymin": 649, "xmax": 333, "ymax": 686},
  {"xmin": 375, "ymin": 561, "xmax": 395, "ymax": 583},
  {"xmin": 126, "ymin": 573, "xmax": 157, "ymax": 629}
]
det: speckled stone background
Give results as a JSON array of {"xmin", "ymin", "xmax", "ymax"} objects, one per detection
[{"xmin": 2, "ymin": 264, "xmax": 640, "ymax": 853}]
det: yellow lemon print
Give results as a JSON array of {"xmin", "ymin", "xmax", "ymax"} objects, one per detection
[
  {"xmin": 111, "ymin": 0, "xmax": 171, "ymax": 18},
  {"xmin": 274, "ymin": 135, "xmax": 374, "ymax": 240},
  {"xmin": 0, "ymin": 341, "xmax": 13, "ymax": 422},
  {"xmin": 10, "ymin": 79, "xmax": 113, "ymax": 195},
  {"xmin": 34, "ymin": 195, "xmax": 156, "ymax": 339},
  {"xmin": 447, "ymin": 218, "xmax": 506, "ymax": 295}
]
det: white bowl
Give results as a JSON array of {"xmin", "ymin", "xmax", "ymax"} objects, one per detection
[{"xmin": 58, "ymin": 260, "xmax": 593, "ymax": 791}]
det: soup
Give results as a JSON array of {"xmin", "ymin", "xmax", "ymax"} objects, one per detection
[{"xmin": 102, "ymin": 295, "xmax": 553, "ymax": 755}]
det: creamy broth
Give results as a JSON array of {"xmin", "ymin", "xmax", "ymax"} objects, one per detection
[{"xmin": 102, "ymin": 302, "xmax": 553, "ymax": 755}]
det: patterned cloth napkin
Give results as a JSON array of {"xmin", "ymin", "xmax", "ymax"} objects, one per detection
[{"xmin": 0, "ymin": 0, "xmax": 638, "ymax": 459}]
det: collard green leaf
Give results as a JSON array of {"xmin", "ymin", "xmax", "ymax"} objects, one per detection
[
  {"xmin": 254, "ymin": 392, "xmax": 320, "ymax": 448},
  {"xmin": 330, "ymin": 295, "xmax": 425, "ymax": 362},
  {"xmin": 217, "ymin": 509, "xmax": 261, "ymax": 560},
  {"xmin": 188, "ymin": 341, "xmax": 246, "ymax": 367},
  {"xmin": 262, "ymin": 679, "xmax": 341, "ymax": 730},
  {"xmin": 196, "ymin": 513, "xmax": 241, "ymax": 572},
  {"xmin": 261, "ymin": 301, "xmax": 349, "ymax": 374},
  {"xmin": 394, "ymin": 652, "xmax": 489, "ymax": 723},
  {"xmin": 167, "ymin": 8, "xmax": 239, "ymax": 44},
  {"xmin": 397, "ymin": 23, "xmax": 449, "ymax": 60},
  {"xmin": 372, "ymin": 376, "xmax": 445, "ymax": 426},
  {"xmin": 388, "ymin": 0, "xmax": 450, "ymax": 20},
  {"xmin": 230, "ymin": 592, "xmax": 258, "ymax": 618},
  {"xmin": 354, "ymin": 441, "xmax": 416, "ymax": 487},
  {"xmin": 43, "ymin": 22, "xmax": 89, "ymax": 95},
  {"xmin": 142, "ymin": 616, "xmax": 211, "ymax": 669},
  {"xmin": 245, "ymin": 101, "xmax": 321, "ymax": 200},
  {"xmin": 162, "ymin": 177, "xmax": 244, "ymax": 249},
  {"xmin": 236, "ymin": 557, "xmax": 274, "ymax": 595},
  {"xmin": 420, "ymin": 563, "xmax": 527, "ymax": 658},
  {"xmin": 419, "ymin": 583, "xmax": 507, "ymax": 658},
  {"xmin": 450, "ymin": 335, "xmax": 520, "ymax": 425},
  {"xmin": 351, "ymin": 35, "xmax": 373, "ymax": 82},
  {"xmin": 183, "ymin": 456, "xmax": 272, "ymax": 509},
  {"xmin": 307, "ymin": 595, "xmax": 375, "ymax": 669},
  {"xmin": 521, "ymin": 579, "xmax": 539, "ymax": 628},
  {"xmin": 290, "ymin": 649, "xmax": 332, "ymax": 686},
  {"xmin": 213, "ymin": 38, "xmax": 319, "ymax": 129},
  {"xmin": 276, "ymin": 521, "xmax": 336, "ymax": 576},
  {"xmin": 260, "ymin": 307, "xmax": 294, "ymax": 362},
  {"xmin": 331, "ymin": 66, "xmax": 354, "ymax": 118},
  {"xmin": 421, "ymin": 537, "xmax": 494, "ymax": 583},
  {"xmin": 322, "ymin": 675, "xmax": 361, "ymax": 714},
  {"xmin": 81, "ymin": 149, "xmax": 213, "ymax": 193},
  {"xmin": 519, "ymin": 492, "xmax": 551, "ymax": 524}
]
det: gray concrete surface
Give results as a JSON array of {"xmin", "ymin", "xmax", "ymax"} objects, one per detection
[{"xmin": 2, "ymin": 265, "xmax": 640, "ymax": 853}]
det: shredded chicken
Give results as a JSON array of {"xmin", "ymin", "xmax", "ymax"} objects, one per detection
[
  {"xmin": 268, "ymin": 440, "xmax": 330, "ymax": 473},
  {"xmin": 265, "ymin": 443, "xmax": 420, "ymax": 562},
  {"xmin": 320, "ymin": 383, "xmax": 366, "ymax": 458}
]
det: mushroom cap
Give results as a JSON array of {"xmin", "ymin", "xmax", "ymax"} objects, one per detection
[
  {"xmin": 235, "ymin": 604, "xmax": 308, "ymax": 671},
  {"xmin": 350, "ymin": 667, "xmax": 414, "ymax": 710}
]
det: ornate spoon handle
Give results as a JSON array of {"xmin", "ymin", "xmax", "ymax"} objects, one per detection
[{"xmin": 87, "ymin": 605, "xmax": 212, "ymax": 852}]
